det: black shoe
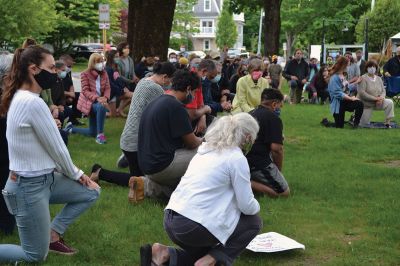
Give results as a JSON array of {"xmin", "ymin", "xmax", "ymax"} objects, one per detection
[
  {"xmin": 320, "ymin": 118, "xmax": 329, "ymax": 127},
  {"xmin": 91, "ymin": 163, "xmax": 102, "ymax": 174},
  {"xmin": 116, "ymin": 154, "xmax": 129, "ymax": 169},
  {"xmin": 140, "ymin": 244, "xmax": 152, "ymax": 266}
]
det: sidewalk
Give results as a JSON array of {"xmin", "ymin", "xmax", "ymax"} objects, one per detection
[{"xmin": 72, "ymin": 72, "xmax": 81, "ymax": 92}]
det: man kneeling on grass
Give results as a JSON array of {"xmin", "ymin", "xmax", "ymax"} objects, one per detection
[{"xmin": 246, "ymin": 88, "xmax": 290, "ymax": 197}]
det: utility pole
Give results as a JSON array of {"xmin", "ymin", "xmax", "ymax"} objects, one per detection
[{"xmin": 257, "ymin": 9, "xmax": 263, "ymax": 56}]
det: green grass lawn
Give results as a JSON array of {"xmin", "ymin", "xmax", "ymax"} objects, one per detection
[
  {"xmin": 1, "ymin": 92, "xmax": 400, "ymax": 265},
  {"xmin": 73, "ymin": 62, "xmax": 88, "ymax": 73}
]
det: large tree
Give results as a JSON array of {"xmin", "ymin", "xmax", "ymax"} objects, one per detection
[
  {"xmin": 128, "ymin": 0, "xmax": 177, "ymax": 62},
  {"xmin": 230, "ymin": 0, "xmax": 282, "ymax": 56}
]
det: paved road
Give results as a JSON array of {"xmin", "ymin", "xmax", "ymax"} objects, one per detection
[{"xmin": 72, "ymin": 72, "xmax": 81, "ymax": 92}]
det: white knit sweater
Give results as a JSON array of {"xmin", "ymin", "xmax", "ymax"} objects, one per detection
[{"xmin": 6, "ymin": 90, "xmax": 83, "ymax": 180}]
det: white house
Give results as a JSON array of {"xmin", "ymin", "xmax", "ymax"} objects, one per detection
[{"xmin": 191, "ymin": 0, "xmax": 244, "ymax": 51}]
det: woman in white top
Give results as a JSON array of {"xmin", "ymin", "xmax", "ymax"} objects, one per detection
[
  {"xmin": 357, "ymin": 60, "xmax": 395, "ymax": 128},
  {"xmin": 140, "ymin": 113, "xmax": 262, "ymax": 266},
  {"xmin": 0, "ymin": 46, "xmax": 100, "ymax": 263}
]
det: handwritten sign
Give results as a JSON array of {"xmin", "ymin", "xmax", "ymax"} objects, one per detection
[{"xmin": 246, "ymin": 232, "xmax": 305, "ymax": 253}]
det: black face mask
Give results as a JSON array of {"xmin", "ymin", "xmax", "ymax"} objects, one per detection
[
  {"xmin": 34, "ymin": 68, "xmax": 58, "ymax": 90},
  {"xmin": 181, "ymin": 91, "xmax": 194, "ymax": 104}
]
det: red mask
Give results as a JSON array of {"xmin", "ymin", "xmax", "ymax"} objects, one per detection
[{"xmin": 251, "ymin": 71, "xmax": 263, "ymax": 81}]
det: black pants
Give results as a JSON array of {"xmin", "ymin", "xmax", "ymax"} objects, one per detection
[
  {"xmin": 317, "ymin": 89, "xmax": 329, "ymax": 104},
  {"xmin": 333, "ymin": 100, "xmax": 364, "ymax": 128},
  {"xmin": 68, "ymin": 92, "xmax": 82, "ymax": 124},
  {"xmin": 0, "ymin": 166, "xmax": 15, "ymax": 235},
  {"xmin": 97, "ymin": 150, "xmax": 143, "ymax": 186},
  {"xmin": 164, "ymin": 210, "xmax": 262, "ymax": 266}
]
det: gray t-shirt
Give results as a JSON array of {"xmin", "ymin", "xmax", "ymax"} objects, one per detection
[
  {"xmin": 120, "ymin": 79, "xmax": 164, "ymax": 152},
  {"xmin": 347, "ymin": 63, "xmax": 360, "ymax": 81}
]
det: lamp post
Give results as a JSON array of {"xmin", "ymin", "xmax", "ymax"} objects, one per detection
[
  {"xmin": 364, "ymin": 17, "xmax": 369, "ymax": 60},
  {"xmin": 321, "ymin": 19, "xmax": 325, "ymax": 64}
]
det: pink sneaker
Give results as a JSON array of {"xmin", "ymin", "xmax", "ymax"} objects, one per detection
[
  {"xmin": 49, "ymin": 239, "xmax": 78, "ymax": 255},
  {"xmin": 96, "ymin": 133, "xmax": 107, "ymax": 144}
]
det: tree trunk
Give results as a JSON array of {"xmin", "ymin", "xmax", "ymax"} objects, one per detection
[
  {"xmin": 263, "ymin": 0, "xmax": 282, "ymax": 56},
  {"xmin": 127, "ymin": 0, "xmax": 177, "ymax": 63}
]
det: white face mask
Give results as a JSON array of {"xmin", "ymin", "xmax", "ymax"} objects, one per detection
[
  {"xmin": 95, "ymin": 62, "xmax": 104, "ymax": 71},
  {"xmin": 169, "ymin": 58, "xmax": 177, "ymax": 63},
  {"xmin": 367, "ymin": 67, "xmax": 376, "ymax": 75}
]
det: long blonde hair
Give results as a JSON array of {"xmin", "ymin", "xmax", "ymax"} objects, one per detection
[{"xmin": 87, "ymin": 53, "xmax": 103, "ymax": 71}]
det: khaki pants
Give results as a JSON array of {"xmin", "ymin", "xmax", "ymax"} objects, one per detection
[
  {"xmin": 360, "ymin": 99, "xmax": 394, "ymax": 126},
  {"xmin": 144, "ymin": 148, "xmax": 197, "ymax": 198}
]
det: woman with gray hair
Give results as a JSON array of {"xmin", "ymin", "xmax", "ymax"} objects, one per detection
[
  {"xmin": 231, "ymin": 58, "xmax": 269, "ymax": 113},
  {"xmin": 140, "ymin": 112, "xmax": 262, "ymax": 266}
]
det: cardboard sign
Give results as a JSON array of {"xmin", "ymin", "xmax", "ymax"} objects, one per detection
[{"xmin": 246, "ymin": 232, "xmax": 305, "ymax": 253}]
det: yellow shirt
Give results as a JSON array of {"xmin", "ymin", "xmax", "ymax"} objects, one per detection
[{"xmin": 232, "ymin": 75, "xmax": 269, "ymax": 113}]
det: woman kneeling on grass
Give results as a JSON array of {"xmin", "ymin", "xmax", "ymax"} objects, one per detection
[
  {"xmin": 328, "ymin": 56, "xmax": 364, "ymax": 128},
  {"xmin": 140, "ymin": 112, "xmax": 262, "ymax": 266},
  {"xmin": 68, "ymin": 53, "xmax": 111, "ymax": 144},
  {"xmin": 0, "ymin": 46, "xmax": 100, "ymax": 263}
]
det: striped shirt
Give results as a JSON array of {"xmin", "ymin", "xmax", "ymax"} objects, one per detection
[{"xmin": 120, "ymin": 78, "xmax": 164, "ymax": 152}]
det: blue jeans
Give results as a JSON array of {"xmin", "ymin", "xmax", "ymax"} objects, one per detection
[
  {"xmin": 72, "ymin": 102, "xmax": 107, "ymax": 137},
  {"xmin": 0, "ymin": 172, "xmax": 100, "ymax": 263}
]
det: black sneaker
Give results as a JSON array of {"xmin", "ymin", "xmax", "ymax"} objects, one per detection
[
  {"xmin": 116, "ymin": 154, "xmax": 129, "ymax": 168},
  {"xmin": 320, "ymin": 118, "xmax": 329, "ymax": 127}
]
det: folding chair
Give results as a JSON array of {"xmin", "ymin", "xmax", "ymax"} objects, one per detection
[{"xmin": 384, "ymin": 76, "xmax": 400, "ymax": 105}]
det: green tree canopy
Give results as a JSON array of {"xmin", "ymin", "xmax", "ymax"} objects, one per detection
[
  {"xmin": 280, "ymin": 0, "xmax": 370, "ymax": 54},
  {"xmin": 45, "ymin": 0, "xmax": 125, "ymax": 54},
  {"xmin": 170, "ymin": 0, "xmax": 198, "ymax": 50},
  {"xmin": 355, "ymin": 0, "xmax": 400, "ymax": 52},
  {"xmin": 216, "ymin": 2, "xmax": 238, "ymax": 50},
  {"xmin": 0, "ymin": 0, "xmax": 57, "ymax": 49}
]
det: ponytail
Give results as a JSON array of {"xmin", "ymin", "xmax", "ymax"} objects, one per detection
[{"xmin": 0, "ymin": 46, "xmax": 51, "ymax": 117}]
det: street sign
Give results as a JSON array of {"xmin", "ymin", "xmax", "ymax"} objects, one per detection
[
  {"xmin": 99, "ymin": 23, "xmax": 110, "ymax": 30},
  {"xmin": 99, "ymin": 4, "xmax": 110, "ymax": 22},
  {"xmin": 283, "ymin": 42, "xmax": 287, "ymax": 51}
]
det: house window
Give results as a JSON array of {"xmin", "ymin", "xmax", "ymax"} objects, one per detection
[
  {"xmin": 204, "ymin": 0, "xmax": 211, "ymax": 12},
  {"xmin": 204, "ymin": 39, "xmax": 210, "ymax": 50},
  {"xmin": 201, "ymin": 20, "xmax": 213, "ymax": 33}
]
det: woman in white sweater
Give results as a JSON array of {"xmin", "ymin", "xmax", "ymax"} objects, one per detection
[
  {"xmin": 0, "ymin": 46, "xmax": 100, "ymax": 263},
  {"xmin": 140, "ymin": 113, "xmax": 262, "ymax": 266},
  {"xmin": 357, "ymin": 60, "xmax": 395, "ymax": 128}
]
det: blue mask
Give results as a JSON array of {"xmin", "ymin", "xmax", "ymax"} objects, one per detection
[
  {"xmin": 274, "ymin": 107, "xmax": 281, "ymax": 116},
  {"xmin": 181, "ymin": 91, "xmax": 194, "ymax": 104},
  {"xmin": 113, "ymin": 58, "xmax": 119, "ymax": 64},
  {"xmin": 58, "ymin": 71, "xmax": 67, "ymax": 79},
  {"xmin": 211, "ymin": 74, "xmax": 221, "ymax": 83},
  {"xmin": 163, "ymin": 84, "xmax": 172, "ymax": 90}
]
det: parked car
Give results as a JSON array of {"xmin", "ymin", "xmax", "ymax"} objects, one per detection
[
  {"xmin": 227, "ymin": 48, "xmax": 249, "ymax": 59},
  {"xmin": 70, "ymin": 43, "xmax": 103, "ymax": 59}
]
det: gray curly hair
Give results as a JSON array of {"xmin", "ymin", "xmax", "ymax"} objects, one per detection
[{"xmin": 204, "ymin": 112, "xmax": 259, "ymax": 151}]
